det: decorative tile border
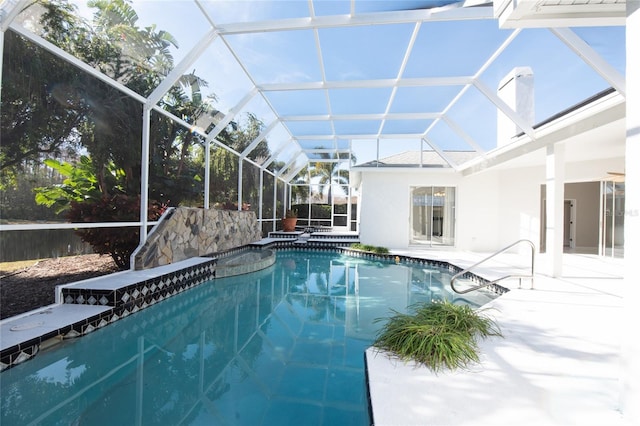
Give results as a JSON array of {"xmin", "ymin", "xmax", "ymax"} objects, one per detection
[
  {"xmin": 266, "ymin": 231, "xmax": 300, "ymax": 239},
  {"xmin": 1, "ymin": 309, "xmax": 113, "ymax": 371},
  {"xmin": 1, "ymin": 260, "xmax": 216, "ymax": 371},
  {"xmin": 261, "ymin": 243, "xmax": 509, "ymax": 296},
  {"xmin": 61, "ymin": 261, "xmax": 217, "ymax": 308},
  {"xmin": 337, "ymin": 248, "xmax": 509, "ymax": 296}
]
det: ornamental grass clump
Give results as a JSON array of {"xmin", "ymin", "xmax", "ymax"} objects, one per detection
[
  {"xmin": 349, "ymin": 243, "xmax": 389, "ymax": 254},
  {"xmin": 373, "ymin": 301, "xmax": 502, "ymax": 373}
]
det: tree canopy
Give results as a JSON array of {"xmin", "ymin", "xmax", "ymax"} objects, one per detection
[
  {"xmin": 0, "ymin": 0, "xmax": 281, "ymax": 266},
  {"xmin": 308, "ymin": 151, "xmax": 356, "ymax": 203},
  {"xmin": 1, "ymin": 0, "xmax": 274, "ymax": 211}
]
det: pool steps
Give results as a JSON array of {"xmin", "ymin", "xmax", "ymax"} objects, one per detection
[{"xmin": 254, "ymin": 228, "xmax": 361, "ymax": 246}]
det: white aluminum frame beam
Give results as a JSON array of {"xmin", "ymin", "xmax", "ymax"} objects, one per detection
[
  {"xmin": 240, "ymin": 119, "xmax": 279, "ymax": 159},
  {"xmin": 378, "ymin": 21, "xmax": 421, "ymax": 136},
  {"xmin": 258, "ymin": 76, "xmax": 473, "ymax": 91},
  {"xmin": 309, "ymin": 155, "xmax": 345, "ymax": 162},
  {"xmin": 205, "ymin": 88, "xmax": 258, "ymax": 142},
  {"xmin": 9, "ymin": 23, "xmax": 147, "ymax": 104},
  {"xmin": 261, "ymin": 140, "xmax": 291, "ymax": 172},
  {"xmin": 550, "ymin": 27, "xmax": 626, "ymax": 97},
  {"xmin": 139, "ymin": 106, "xmax": 152, "ymax": 244},
  {"xmin": 0, "ymin": 222, "xmax": 154, "ymax": 231},
  {"xmin": 0, "ymin": 0, "xmax": 30, "ymax": 32},
  {"xmin": 283, "ymin": 161, "xmax": 308, "ymax": 183},
  {"xmin": 10, "ymin": 22, "xmax": 236, "ymax": 160},
  {"xmin": 279, "ymin": 153, "xmax": 307, "ymax": 182},
  {"xmin": 442, "ymin": 115, "xmax": 486, "ymax": 153},
  {"xmin": 204, "ymin": 137, "xmax": 211, "ymax": 209},
  {"xmin": 474, "ymin": 79, "xmax": 536, "ymax": 140},
  {"xmin": 146, "ymin": 29, "xmax": 218, "ymax": 107},
  {"xmin": 310, "ymin": 7, "xmax": 336, "ymax": 138},
  {"xmin": 296, "ymin": 133, "xmax": 426, "ymax": 140},
  {"xmin": 276, "ymin": 156, "xmax": 299, "ymax": 179},
  {"xmin": 215, "ymin": 10, "xmax": 312, "ymax": 163},
  {"xmin": 153, "ymin": 104, "xmax": 240, "ymax": 155},
  {"xmin": 281, "ymin": 112, "xmax": 441, "ymax": 121},
  {"xmin": 422, "ymin": 137, "xmax": 459, "ymax": 169},
  {"xmin": 305, "ymin": 149, "xmax": 352, "ymax": 154},
  {"xmin": 421, "ymin": 28, "xmax": 519, "ymax": 153},
  {"xmin": 215, "ymin": 4, "xmax": 494, "ymax": 35},
  {"xmin": 237, "ymin": 158, "xmax": 243, "ymax": 210}
]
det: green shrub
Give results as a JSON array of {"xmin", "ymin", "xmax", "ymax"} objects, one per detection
[
  {"xmin": 373, "ymin": 301, "xmax": 501, "ymax": 372},
  {"xmin": 66, "ymin": 195, "xmax": 167, "ymax": 269},
  {"xmin": 350, "ymin": 243, "xmax": 389, "ymax": 254}
]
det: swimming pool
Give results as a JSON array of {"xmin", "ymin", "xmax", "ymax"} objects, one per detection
[{"xmin": 0, "ymin": 250, "xmax": 497, "ymax": 425}]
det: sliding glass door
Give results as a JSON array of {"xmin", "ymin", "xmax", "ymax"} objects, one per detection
[
  {"xmin": 410, "ymin": 186, "xmax": 456, "ymax": 246},
  {"xmin": 601, "ymin": 180, "xmax": 625, "ymax": 258}
]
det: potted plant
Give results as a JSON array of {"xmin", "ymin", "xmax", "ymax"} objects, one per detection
[{"xmin": 282, "ymin": 209, "xmax": 298, "ymax": 232}]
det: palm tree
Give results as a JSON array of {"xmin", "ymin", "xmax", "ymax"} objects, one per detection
[
  {"xmin": 309, "ymin": 151, "xmax": 356, "ymax": 203},
  {"xmin": 289, "ymin": 166, "xmax": 310, "ymax": 205}
]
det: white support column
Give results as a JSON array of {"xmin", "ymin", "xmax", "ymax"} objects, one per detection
[
  {"xmin": 623, "ymin": 0, "xmax": 640, "ymax": 421},
  {"xmin": 204, "ymin": 138, "xmax": 210, "ymax": 209},
  {"xmin": 258, "ymin": 169, "xmax": 264, "ymax": 225},
  {"xmin": 272, "ymin": 179, "xmax": 277, "ymax": 233},
  {"xmin": 237, "ymin": 158, "xmax": 243, "ymax": 210},
  {"xmin": 139, "ymin": 106, "xmax": 151, "ymax": 246},
  {"xmin": 346, "ymin": 186, "xmax": 352, "ymax": 231},
  {"xmin": 545, "ymin": 143, "xmax": 564, "ymax": 277}
]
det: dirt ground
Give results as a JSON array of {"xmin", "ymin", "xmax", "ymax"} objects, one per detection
[{"xmin": 0, "ymin": 254, "xmax": 120, "ymax": 320}]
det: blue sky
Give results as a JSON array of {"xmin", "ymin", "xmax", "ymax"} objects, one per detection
[{"xmin": 68, "ymin": 1, "xmax": 626, "ymax": 171}]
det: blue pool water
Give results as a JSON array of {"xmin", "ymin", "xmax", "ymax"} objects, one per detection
[{"xmin": 0, "ymin": 250, "xmax": 496, "ymax": 425}]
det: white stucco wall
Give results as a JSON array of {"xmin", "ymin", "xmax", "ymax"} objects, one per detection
[
  {"xmin": 356, "ymin": 154, "xmax": 624, "ymax": 254},
  {"xmin": 565, "ymin": 157, "xmax": 623, "ymax": 182},
  {"xmin": 495, "ymin": 166, "xmax": 544, "ymax": 251},
  {"xmin": 357, "ymin": 168, "xmax": 511, "ymax": 252},
  {"xmin": 455, "ymin": 171, "xmax": 502, "ymax": 252},
  {"xmin": 358, "ymin": 169, "xmax": 461, "ymax": 249},
  {"xmin": 358, "ymin": 168, "xmax": 518, "ymax": 252}
]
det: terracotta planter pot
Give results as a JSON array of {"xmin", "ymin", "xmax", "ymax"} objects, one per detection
[{"xmin": 282, "ymin": 217, "xmax": 297, "ymax": 232}]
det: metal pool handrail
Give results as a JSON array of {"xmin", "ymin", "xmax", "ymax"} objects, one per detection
[{"xmin": 450, "ymin": 239, "xmax": 535, "ymax": 294}]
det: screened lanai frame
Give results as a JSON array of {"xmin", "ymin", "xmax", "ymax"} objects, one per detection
[{"xmin": 0, "ymin": 0, "xmax": 626, "ymax": 248}]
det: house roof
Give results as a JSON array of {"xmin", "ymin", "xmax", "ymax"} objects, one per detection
[{"xmin": 354, "ymin": 150, "xmax": 478, "ymax": 168}]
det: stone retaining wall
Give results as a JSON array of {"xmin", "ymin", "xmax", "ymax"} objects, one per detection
[{"xmin": 133, "ymin": 207, "xmax": 263, "ymax": 270}]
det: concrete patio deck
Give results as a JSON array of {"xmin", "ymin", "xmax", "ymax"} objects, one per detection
[{"xmin": 367, "ymin": 249, "xmax": 625, "ymax": 425}]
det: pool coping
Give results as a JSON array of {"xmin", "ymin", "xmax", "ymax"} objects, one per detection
[
  {"xmin": 364, "ymin": 250, "xmax": 625, "ymax": 425},
  {"xmin": 0, "ymin": 247, "xmax": 277, "ymax": 370},
  {"xmin": 0, "ymin": 243, "xmax": 505, "ymax": 372}
]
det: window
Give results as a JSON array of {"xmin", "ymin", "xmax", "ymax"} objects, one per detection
[{"xmin": 410, "ymin": 186, "xmax": 456, "ymax": 246}]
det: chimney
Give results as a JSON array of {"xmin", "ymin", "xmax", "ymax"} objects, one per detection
[{"xmin": 497, "ymin": 66, "xmax": 534, "ymax": 147}]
